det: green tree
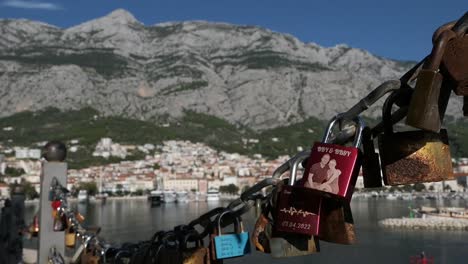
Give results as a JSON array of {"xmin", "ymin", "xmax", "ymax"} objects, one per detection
[
  {"xmin": 401, "ymin": 185, "xmax": 413, "ymax": 192},
  {"xmin": 5, "ymin": 167, "xmax": 25, "ymax": 177},
  {"xmin": 78, "ymin": 182, "xmax": 98, "ymax": 196},
  {"xmin": 219, "ymin": 184, "xmax": 239, "ymax": 195},
  {"xmin": 116, "ymin": 184, "xmax": 124, "ymax": 196},
  {"xmin": 9, "ymin": 180, "xmax": 38, "ymax": 199},
  {"xmin": 444, "ymin": 185, "xmax": 452, "ymax": 192},
  {"xmin": 134, "ymin": 189, "xmax": 144, "ymax": 196},
  {"xmin": 413, "ymin": 183, "xmax": 426, "ymax": 192}
]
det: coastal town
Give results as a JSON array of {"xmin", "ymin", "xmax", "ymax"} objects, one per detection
[{"xmin": 1, "ymin": 137, "xmax": 468, "ymax": 200}]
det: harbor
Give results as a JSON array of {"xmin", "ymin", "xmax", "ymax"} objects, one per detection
[{"xmin": 17, "ymin": 196, "xmax": 468, "ymax": 264}]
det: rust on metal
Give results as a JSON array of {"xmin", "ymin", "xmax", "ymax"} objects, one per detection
[
  {"xmin": 432, "ymin": 21, "xmax": 456, "ymax": 43},
  {"xmin": 318, "ymin": 198, "xmax": 355, "ymax": 245},
  {"xmin": 442, "ymin": 35, "xmax": 468, "ymax": 95},
  {"xmin": 379, "ymin": 130, "xmax": 454, "ymax": 186},
  {"xmin": 405, "ymin": 30, "xmax": 456, "ymax": 132}
]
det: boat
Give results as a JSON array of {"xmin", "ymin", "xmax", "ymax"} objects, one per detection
[
  {"xmin": 176, "ymin": 191, "xmax": 189, "ymax": 203},
  {"xmin": 415, "ymin": 206, "xmax": 468, "ymax": 220},
  {"xmin": 94, "ymin": 192, "xmax": 108, "ymax": 203},
  {"xmin": 77, "ymin": 190, "xmax": 89, "ymax": 203},
  {"xmin": 386, "ymin": 193, "xmax": 398, "ymax": 200},
  {"xmin": 400, "ymin": 193, "xmax": 413, "ymax": 200},
  {"xmin": 207, "ymin": 188, "xmax": 220, "ymax": 202},
  {"xmin": 148, "ymin": 190, "xmax": 163, "ymax": 206},
  {"xmin": 162, "ymin": 190, "xmax": 176, "ymax": 203}
]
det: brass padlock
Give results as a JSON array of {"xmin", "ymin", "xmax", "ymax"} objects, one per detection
[
  {"xmin": 181, "ymin": 230, "xmax": 210, "ymax": 264},
  {"xmin": 406, "ymin": 29, "xmax": 456, "ymax": 132},
  {"xmin": 318, "ymin": 198, "xmax": 356, "ymax": 245},
  {"xmin": 251, "ymin": 201, "xmax": 272, "ymax": 253},
  {"xmin": 81, "ymin": 248, "xmax": 100, "ymax": 264},
  {"xmin": 442, "ymin": 35, "xmax": 468, "ymax": 95},
  {"xmin": 65, "ymin": 225, "xmax": 76, "ymax": 248},
  {"xmin": 361, "ymin": 127, "xmax": 383, "ymax": 188},
  {"xmin": 379, "ymin": 92, "xmax": 454, "ymax": 185}
]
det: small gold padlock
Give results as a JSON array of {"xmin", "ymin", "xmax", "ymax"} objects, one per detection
[{"xmin": 65, "ymin": 226, "xmax": 76, "ymax": 248}]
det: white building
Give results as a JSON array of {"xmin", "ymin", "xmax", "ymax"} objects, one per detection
[
  {"xmin": 0, "ymin": 183, "xmax": 10, "ymax": 199},
  {"xmin": 14, "ymin": 148, "xmax": 42, "ymax": 159},
  {"xmin": 164, "ymin": 178, "xmax": 198, "ymax": 192}
]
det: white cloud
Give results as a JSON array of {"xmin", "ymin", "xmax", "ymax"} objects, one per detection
[{"xmin": 2, "ymin": 0, "xmax": 62, "ymax": 10}]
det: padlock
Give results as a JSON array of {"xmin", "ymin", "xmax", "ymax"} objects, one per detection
[
  {"xmin": 48, "ymin": 247, "xmax": 65, "ymax": 264},
  {"xmin": 65, "ymin": 225, "xmax": 76, "ymax": 248},
  {"xmin": 75, "ymin": 212, "xmax": 85, "ymax": 223},
  {"xmin": 361, "ymin": 127, "xmax": 383, "ymax": 188},
  {"xmin": 302, "ymin": 115, "xmax": 365, "ymax": 201},
  {"xmin": 379, "ymin": 91, "xmax": 454, "ymax": 185},
  {"xmin": 81, "ymin": 248, "xmax": 100, "ymax": 264},
  {"xmin": 406, "ymin": 29, "xmax": 456, "ymax": 132},
  {"xmin": 158, "ymin": 231, "xmax": 184, "ymax": 264},
  {"xmin": 137, "ymin": 230, "xmax": 167, "ymax": 264},
  {"xmin": 441, "ymin": 34, "xmax": 468, "ymax": 95},
  {"xmin": 81, "ymin": 238, "xmax": 100, "ymax": 264},
  {"xmin": 181, "ymin": 230, "xmax": 210, "ymax": 264},
  {"xmin": 274, "ymin": 152, "xmax": 322, "ymax": 236},
  {"xmin": 318, "ymin": 198, "xmax": 356, "ymax": 245},
  {"xmin": 49, "ymin": 177, "xmax": 58, "ymax": 201},
  {"xmin": 211, "ymin": 211, "xmax": 250, "ymax": 260},
  {"xmin": 53, "ymin": 211, "xmax": 66, "ymax": 232},
  {"xmin": 51, "ymin": 200, "xmax": 61, "ymax": 219},
  {"xmin": 269, "ymin": 179, "xmax": 319, "ymax": 258},
  {"xmin": 252, "ymin": 201, "xmax": 272, "ymax": 253}
]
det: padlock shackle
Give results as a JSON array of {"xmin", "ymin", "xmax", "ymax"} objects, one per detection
[
  {"xmin": 216, "ymin": 209, "xmax": 243, "ymax": 236},
  {"xmin": 382, "ymin": 91, "xmax": 400, "ymax": 134},
  {"xmin": 181, "ymin": 229, "xmax": 203, "ymax": 250},
  {"xmin": 452, "ymin": 11, "xmax": 468, "ymax": 34},
  {"xmin": 340, "ymin": 80, "xmax": 401, "ymax": 121},
  {"xmin": 288, "ymin": 154, "xmax": 308, "ymax": 186},
  {"xmin": 322, "ymin": 114, "xmax": 365, "ymax": 148},
  {"xmin": 424, "ymin": 30, "xmax": 456, "ymax": 71},
  {"xmin": 160, "ymin": 230, "xmax": 179, "ymax": 248}
]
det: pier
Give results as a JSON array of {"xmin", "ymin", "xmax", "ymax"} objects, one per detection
[{"xmin": 379, "ymin": 217, "xmax": 468, "ymax": 231}]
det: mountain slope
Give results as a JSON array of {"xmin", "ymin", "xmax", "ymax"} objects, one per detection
[{"xmin": 0, "ymin": 9, "xmax": 463, "ymax": 130}]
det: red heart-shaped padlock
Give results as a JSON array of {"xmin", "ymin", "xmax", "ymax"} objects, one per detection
[{"xmin": 51, "ymin": 200, "xmax": 61, "ymax": 210}]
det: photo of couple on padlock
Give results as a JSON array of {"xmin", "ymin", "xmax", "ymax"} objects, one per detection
[{"xmin": 302, "ymin": 153, "xmax": 341, "ymax": 194}]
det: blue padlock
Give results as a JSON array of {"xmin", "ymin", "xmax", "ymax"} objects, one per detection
[{"xmin": 213, "ymin": 211, "xmax": 251, "ymax": 259}]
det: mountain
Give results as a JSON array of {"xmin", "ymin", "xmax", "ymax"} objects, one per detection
[{"xmin": 0, "ymin": 9, "xmax": 463, "ymax": 130}]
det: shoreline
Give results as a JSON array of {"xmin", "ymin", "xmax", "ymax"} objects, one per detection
[{"xmin": 379, "ymin": 217, "xmax": 468, "ymax": 230}]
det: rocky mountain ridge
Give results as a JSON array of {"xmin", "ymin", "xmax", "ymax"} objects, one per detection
[{"xmin": 0, "ymin": 9, "xmax": 462, "ymax": 130}]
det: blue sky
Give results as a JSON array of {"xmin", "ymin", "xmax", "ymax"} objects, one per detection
[{"xmin": 0, "ymin": 0, "xmax": 466, "ymax": 61}]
